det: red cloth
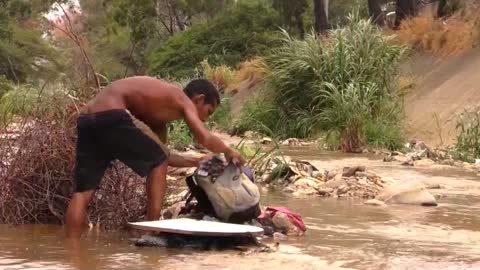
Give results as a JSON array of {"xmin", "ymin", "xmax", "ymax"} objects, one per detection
[{"xmin": 265, "ymin": 206, "xmax": 307, "ymax": 232}]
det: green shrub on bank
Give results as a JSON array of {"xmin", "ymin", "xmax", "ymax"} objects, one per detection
[
  {"xmin": 0, "ymin": 75, "xmax": 14, "ymax": 99},
  {"xmin": 207, "ymin": 97, "xmax": 232, "ymax": 131},
  {"xmin": 246, "ymin": 13, "xmax": 406, "ymax": 151},
  {"xmin": 148, "ymin": 2, "xmax": 281, "ymax": 78}
]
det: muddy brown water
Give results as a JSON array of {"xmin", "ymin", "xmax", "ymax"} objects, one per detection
[{"xmin": 1, "ymin": 148, "xmax": 480, "ymax": 270}]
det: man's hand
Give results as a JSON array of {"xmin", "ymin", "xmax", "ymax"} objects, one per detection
[{"xmin": 225, "ymin": 148, "xmax": 246, "ymax": 166}]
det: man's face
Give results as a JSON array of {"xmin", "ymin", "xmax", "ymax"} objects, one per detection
[{"xmin": 192, "ymin": 94, "xmax": 217, "ymax": 122}]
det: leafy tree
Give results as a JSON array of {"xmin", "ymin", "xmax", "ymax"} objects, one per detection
[
  {"xmin": 148, "ymin": 1, "xmax": 281, "ymax": 78},
  {"xmin": 0, "ymin": 0, "xmax": 63, "ymax": 82}
]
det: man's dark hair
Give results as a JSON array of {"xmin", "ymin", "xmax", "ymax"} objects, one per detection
[{"xmin": 184, "ymin": 79, "xmax": 220, "ymax": 106}]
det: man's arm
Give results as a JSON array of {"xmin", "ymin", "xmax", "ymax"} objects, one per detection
[
  {"xmin": 182, "ymin": 100, "xmax": 246, "ymax": 165},
  {"xmin": 153, "ymin": 123, "xmax": 201, "ymax": 168}
]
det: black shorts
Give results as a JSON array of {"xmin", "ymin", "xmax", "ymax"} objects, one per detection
[{"xmin": 73, "ymin": 109, "xmax": 169, "ymax": 192}]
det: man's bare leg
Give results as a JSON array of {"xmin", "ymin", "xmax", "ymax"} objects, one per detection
[
  {"xmin": 146, "ymin": 162, "xmax": 168, "ymax": 221},
  {"xmin": 65, "ymin": 190, "xmax": 95, "ymax": 238}
]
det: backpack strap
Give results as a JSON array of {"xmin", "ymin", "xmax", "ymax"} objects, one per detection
[{"xmin": 185, "ymin": 175, "xmax": 217, "ymax": 218}]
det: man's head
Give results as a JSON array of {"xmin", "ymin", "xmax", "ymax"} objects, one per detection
[{"xmin": 184, "ymin": 79, "xmax": 220, "ymax": 122}]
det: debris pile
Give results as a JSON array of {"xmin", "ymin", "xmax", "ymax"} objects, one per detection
[{"xmin": 256, "ymin": 157, "xmax": 390, "ymax": 199}]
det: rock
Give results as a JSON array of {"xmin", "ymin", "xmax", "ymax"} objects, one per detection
[
  {"xmin": 358, "ymin": 178, "xmax": 368, "ymax": 186},
  {"xmin": 162, "ymin": 201, "xmax": 186, "ymax": 220},
  {"xmin": 383, "ymin": 156, "xmax": 395, "ymax": 162},
  {"xmin": 321, "ymin": 170, "xmax": 337, "ymax": 181},
  {"xmin": 401, "ymin": 159, "xmax": 414, "ymax": 166},
  {"xmin": 337, "ymin": 185, "xmax": 349, "ymax": 195},
  {"xmin": 261, "ymin": 173, "xmax": 274, "ymax": 183},
  {"xmin": 273, "ymin": 232, "xmax": 288, "ymax": 241},
  {"xmin": 365, "ymin": 199, "xmax": 387, "ymax": 206},
  {"xmin": 414, "ymin": 159, "xmax": 436, "ymax": 166},
  {"xmin": 380, "ymin": 177, "xmax": 397, "ymax": 185},
  {"xmin": 244, "ymin": 131, "xmax": 255, "ymax": 138},
  {"xmin": 311, "ymin": 170, "xmax": 322, "ymax": 179},
  {"xmin": 283, "ymin": 186, "xmax": 296, "ymax": 193},
  {"xmin": 406, "ymin": 152, "xmax": 422, "ymax": 161},
  {"xmin": 426, "ymin": 183, "xmax": 443, "ymax": 189},
  {"xmin": 290, "ymin": 177, "xmax": 323, "ymax": 195},
  {"xmin": 261, "ymin": 137, "xmax": 272, "ymax": 144},
  {"xmin": 323, "ymin": 175, "xmax": 347, "ymax": 189},
  {"xmin": 293, "ymin": 177, "xmax": 323, "ymax": 188},
  {"xmin": 355, "ymin": 171, "xmax": 369, "ymax": 178},
  {"xmin": 342, "ymin": 166, "xmax": 366, "ymax": 177},
  {"xmin": 281, "ymin": 138, "xmax": 300, "ymax": 146},
  {"xmin": 262, "ymin": 226, "xmax": 274, "ymax": 236},
  {"xmin": 376, "ymin": 180, "xmax": 438, "ymax": 206},
  {"xmin": 317, "ymin": 187, "xmax": 333, "ymax": 196}
]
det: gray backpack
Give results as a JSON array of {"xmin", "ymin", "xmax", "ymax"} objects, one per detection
[{"xmin": 186, "ymin": 156, "xmax": 261, "ymax": 223}]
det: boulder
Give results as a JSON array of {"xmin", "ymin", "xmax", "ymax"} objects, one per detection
[
  {"xmin": 323, "ymin": 175, "xmax": 347, "ymax": 189},
  {"xmin": 317, "ymin": 187, "xmax": 333, "ymax": 196},
  {"xmin": 342, "ymin": 166, "xmax": 366, "ymax": 177},
  {"xmin": 162, "ymin": 201, "xmax": 186, "ymax": 219},
  {"xmin": 375, "ymin": 180, "xmax": 438, "ymax": 206},
  {"xmin": 273, "ymin": 232, "xmax": 288, "ymax": 241},
  {"xmin": 365, "ymin": 199, "xmax": 387, "ymax": 206},
  {"xmin": 261, "ymin": 137, "xmax": 272, "ymax": 144}
]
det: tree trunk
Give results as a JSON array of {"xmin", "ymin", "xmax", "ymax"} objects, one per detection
[
  {"xmin": 295, "ymin": 11, "xmax": 305, "ymax": 38},
  {"xmin": 313, "ymin": 0, "xmax": 329, "ymax": 33},
  {"xmin": 394, "ymin": 0, "xmax": 417, "ymax": 29},
  {"xmin": 437, "ymin": 0, "xmax": 447, "ymax": 18},
  {"xmin": 368, "ymin": 0, "xmax": 385, "ymax": 26}
]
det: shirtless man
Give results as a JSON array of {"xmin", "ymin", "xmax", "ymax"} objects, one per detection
[{"xmin": 65, "ymin": 76, "xmax": 245, "ymax": 238}]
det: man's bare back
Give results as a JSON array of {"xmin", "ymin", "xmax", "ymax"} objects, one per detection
[{"xmin": 84, "ymin": 76, "xmax": 187, "ymax": 129}]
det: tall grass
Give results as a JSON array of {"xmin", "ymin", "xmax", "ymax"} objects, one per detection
[
  {"xmin": 452, "ymin": 108, "xmax": 480, "ymax": 162},
  {"xmin": 250, "ymin": 13, "xmax": 406, "ymax": 151}
]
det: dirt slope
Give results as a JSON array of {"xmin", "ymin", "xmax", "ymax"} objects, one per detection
[{"xmin": 403, "ymin": 49, "xmax": 480, "ymax": 147}]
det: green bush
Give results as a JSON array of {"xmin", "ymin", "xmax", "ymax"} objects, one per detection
[
  {"xmin": 0, "ymin": 75, "xmax": 14, "ymax": 99},
  {"xmin": 0, "ymin": 84, "xmax": 71, "ymax": 126},
  {"xmin": 207, "ymin": 97, "xmax": 232, "ymax": 131},
  {"xmin": 254, "ymin": 13, "xmax": 406, "ymax": 151},
  {"xmin": 148, "ymin": 2, "xmax": 281, "ymax": 78},
  {"xmin": 233, "ymin": 97, "xmax": 282, "ymax": 137},
  {"xmin": 168, "ymin": 120, "xmax": 193, "ymax": 150}
]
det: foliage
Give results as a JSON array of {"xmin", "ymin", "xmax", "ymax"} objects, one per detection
[
  {"xmin": 0, "ymin": 75, "xmax": 14, "ymax": 99},
  {"xmin": 452, "ymin": 108, "xmax": 480, "ymax": 162},
  {"xmin": 270, "ymin": 0, "xmax": 308, "ymax": 36},
  {"xmin": 0, "ymin": 83, "xmax": 72, "ymax": 126},
  {"xmin": 255, "ymin": 14, "xmax": 405, "ymax": 151},
  {"xmin": 0, "ymin": 24, "xmax": 61, "ymax": 83},
  {"xmin": 168, "ymin": 120, "xmax": 194, "ymax": 150},
  {"xmin": 231, "ymin": 95, "xmax": 275, "ymax": 137},
  {"xmin": 328, "ymin": 0, "xmax": 369, "ymax": 26},
  {"xmin": 148, "ymin": 1, "xmax": 281, "ymax": 78}
]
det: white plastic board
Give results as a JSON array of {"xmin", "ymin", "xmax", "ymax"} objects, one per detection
[{"xmin": 128, "ymin": 218, "xmax": 264, "ymax": 237}]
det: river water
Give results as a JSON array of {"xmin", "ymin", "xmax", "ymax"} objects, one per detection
[{"xmin": 1, "ymin": 150, "xmax": 480, "ymax": 270}]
